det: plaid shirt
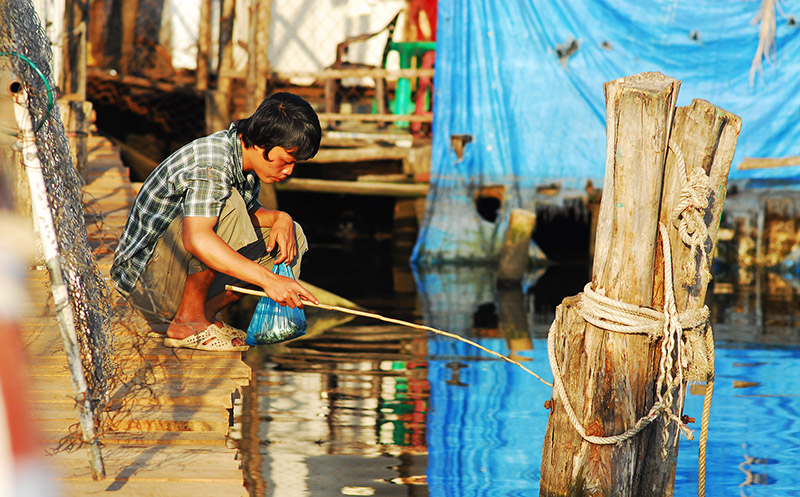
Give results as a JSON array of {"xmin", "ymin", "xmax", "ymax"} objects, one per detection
[{"xmin": 110, "ymin": 126, "xmax": 261, "ymax": 296}]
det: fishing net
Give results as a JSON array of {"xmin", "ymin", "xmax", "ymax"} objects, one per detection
[{"xmin": 0, "ymin": 0, "xmax": 118, "ymax": 430}]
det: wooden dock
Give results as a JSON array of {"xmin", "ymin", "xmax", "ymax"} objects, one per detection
[{"xmin": 21, "ymin": 135, "xmax": 250, "ymax": 496}]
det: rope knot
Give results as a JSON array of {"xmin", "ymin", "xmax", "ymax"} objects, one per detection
[{"xmin": 669, "ymin": 142, "xmax": 713, "ymax": 286}]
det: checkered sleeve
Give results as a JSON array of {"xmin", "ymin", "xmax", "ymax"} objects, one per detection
[{"xmin": 183, "ymin": 165, "xmax": 232, "ymax": 217}]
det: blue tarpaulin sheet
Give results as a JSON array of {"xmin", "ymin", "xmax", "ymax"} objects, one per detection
[{"xmin": 412, "ymin": 0, "xmax": 800, "ymax": 263}]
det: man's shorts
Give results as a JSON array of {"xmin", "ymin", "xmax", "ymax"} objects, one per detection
[{"xmin": 127, "ymin": 190, "xmax": 307, "ymax": 324}]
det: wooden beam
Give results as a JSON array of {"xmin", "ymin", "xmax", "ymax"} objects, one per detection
[
  {"xmin": 276, "ymin": 178, "xmax": 428, "ymax": 197},
  {"xmin": 317, "ymin": 113, "xmax": 432, "ymax": 123},
  {"xmin": 306, "ymin": 146, "xmax": 409, "ymax": 163},
  {"xmin": 738, "ymin": 156, "xmax": 800, "ymax": 170},
  {"xmin": 275, "ymin": 68, "xmax": 435, "ymax": 80}
]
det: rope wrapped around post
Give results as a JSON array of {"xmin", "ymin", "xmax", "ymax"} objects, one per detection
[
  {"xmin": 547, "ymin": 224, "xmax": 709, "ymax": 447},
  {"xmin": 546, "ymin": 141, "xmax": 717, "ymax": 491}
]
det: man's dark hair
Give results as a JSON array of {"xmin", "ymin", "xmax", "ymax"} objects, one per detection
[{"xmin": 235, "ymin": 92, "xmax": 322, "ymax": 161}]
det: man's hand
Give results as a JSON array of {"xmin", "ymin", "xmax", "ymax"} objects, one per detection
[
  {"xmin": 262, "ymin": 271, "xmax": 318, "ymax": 308},
  {"xmin": 266, "ymin": 212, "xmax": 297, "ymax": 264},
  {"xmin": 250, "ymin": 208, "xmax": 298, "ymax": 264}
]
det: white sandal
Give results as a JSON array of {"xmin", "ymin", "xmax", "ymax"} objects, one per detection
[
  {"xmin": 163, "ymin": 324, "xmax": 248, "ymax": 352},
  {"xmin": 216, "ymin": 319, "xmax": 247, "ymax": 341}
]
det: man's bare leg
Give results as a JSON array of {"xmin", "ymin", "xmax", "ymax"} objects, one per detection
[
  {"xmin": 204, "ymin": 290, "xmax": 241, "ymax": 324},
  {"xmin": 167, "ymin": 270, "xmax": 245, "ymax": 345}
]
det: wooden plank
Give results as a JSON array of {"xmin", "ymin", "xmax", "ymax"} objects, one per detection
[
  {"xmin": 317, "ymin": 113, "xmax": 433, "ymax": 123},
  {"xmin": 97, "ymin": 431, "xmax": 230, "ymax": 446},
  {"xmin": 36, "ymin": 406, "xmax": 231, "ymax": 433},
  {"xmin": 277, "ymin": 178, "xmax": 428, "ymax": 197},
  {"xmin": 60, "ymin": 480, "xmax": 247, "ymax": 497},
  {"xmin": 276, "ymin": 67, "xmax": 435, "ymax": 79},
  {"xmin": 738, "ymin": 156, "xmax": 800, "ymax": 170},
  {"xmin": 308, "ymin": 146, "xmax": 409, "ymax": 163}
]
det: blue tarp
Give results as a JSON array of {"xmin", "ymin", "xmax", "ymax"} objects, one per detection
[{"xmin": 413, "ymin": 0, "xmax": 800, "ymax": 263}]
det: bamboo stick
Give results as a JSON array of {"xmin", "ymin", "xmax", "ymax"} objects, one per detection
[{"xmin": 225, "ymin": 284, "xmax": 552, "ymax": 386}]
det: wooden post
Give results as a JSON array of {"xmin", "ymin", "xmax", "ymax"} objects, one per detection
[
  {"xmin": 58, "ymin": 99, "xmax": 94, "ymax": 185},
  {"xmin": 256, "ymin": 0, "xmax": 272, "ymax": 102},
  {"xmin": 245, "ymin": 0, "xmax": 272, "ymax": 112},
  {"xmin": 196, "ymin": 0, "xmax": 212, "ymax": 91},
  {"xmin": 245, "ymin": 0, "xmax": 259, "ymax": 112},
  {"xmin": 540, "ymin": 73, "xmax": 741, "ymax": 496},
  {"xmin": 207, "ymin": 0, "xmax": 236, "ymax": 133},
  {"xmin": 541, "ymin": 72, "xmax": 679, "ymax": 496},
  {"xmin": 61, "ymin": 0, "xmax": 89, "ymax": 99},
  {"xmin": 119, "ymin": 0, "xmax": 139, "ymax": 75},
  {"xmin": 641, "ymin": 99, "xmax": 741, "ymax": 492},
  {"xmin": 498, "ymin": 208, "xmax": 537, "ymax": 283}
]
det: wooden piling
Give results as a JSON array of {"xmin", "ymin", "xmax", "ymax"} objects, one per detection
[
  {"xmin": 540, "ymin": 73, "xmax": 740, "ymax": 496},
  {"xmin": 206, "ymin": 0, "xmax": 236, "ymax": 133},
  {"xmin": 196, "ymin": 0, "xmax": 212, "ymax": 91},
  {"xmin": 498, "ymin": 208, "xmax": 537, "ymax": 283}
]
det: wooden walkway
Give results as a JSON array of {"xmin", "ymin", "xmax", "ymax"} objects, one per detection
[{"xmin": 21, "ymin": 135, "xmax": 250, "ymax": 496}]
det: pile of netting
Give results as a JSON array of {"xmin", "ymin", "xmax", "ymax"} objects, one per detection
[{"xmin": 0, "ymin": 0, "xmax": 118, "ymax": 429}]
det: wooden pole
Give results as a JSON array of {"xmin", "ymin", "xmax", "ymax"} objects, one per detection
[
  {"xmin": 245, "ymin": 0, "xmax": 272, "ymax": 112},
  {"xmin": 206, "ymin": 0, "xmax": 236, "ymax": 133},
  {"xmin": 196, "ymin": 0, "xmax": 212, "ymax": 91},
  {"xmin": 498, "ymin": 208, "xmax": 537, "ymax": 283},
  {"xmin": 245, "ymin": 0, "xmax": 259, "ymax": 112},
  {"xmin": 256, "ymin": 0, "xmax": 272, "ymax": 102},
  {"xmin": 641, "ymin": 99, "xmax": 742, "ymax": 492},
  {"xmin": 540, "ymin": 73, "xmax": 741, "ymax": 496},
  {"xmin": 119, "ymin": 0, "xmax": 139, "ymax": 75},
  {"xmin": 541, "ymin": 72, "xmax": 680, "ymax": 496},
  {"xmin": 61, "ymin": 0, "xmax": 88, "ymax": 99}
]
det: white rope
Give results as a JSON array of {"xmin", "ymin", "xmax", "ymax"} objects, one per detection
[
  {"xmin": 548, "ymin": 142, "xmax": 717, "ymax": 452},
  {"xmin": 548, "ymin": 224, "xmax": 700, "ymax": 446}
]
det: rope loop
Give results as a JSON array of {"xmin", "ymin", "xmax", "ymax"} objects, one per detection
[
  {"xmin": 548, "ymin": 223, "xmax": 712, "ymax": 448},
  {"xmin": 669, "ymin": 141, "xmax": 713, "ymax": 285}
]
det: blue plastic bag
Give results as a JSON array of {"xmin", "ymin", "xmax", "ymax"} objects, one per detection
[{"xmin": 245, "ymin": 263, "xmax": 308, "ymax": 345}]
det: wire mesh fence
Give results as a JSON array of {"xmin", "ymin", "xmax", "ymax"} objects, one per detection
[{"xmin": 0, "ymin": 0, "xmax": 118, "ymax": 457}]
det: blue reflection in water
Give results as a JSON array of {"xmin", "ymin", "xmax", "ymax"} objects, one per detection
[
  {"xmin": 427, "ymin": 338, "xmax": 550, "ymax": 497},
  {"xmin": 424, "ymin": 338, "xmax": 800, "ymax": 497},
  {"xmin": 415, "ymin": 263, "xmax": 800, "ymax": 497}
]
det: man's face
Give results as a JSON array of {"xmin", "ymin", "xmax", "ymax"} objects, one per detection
[{"xmin": 247, "ymin": 145, "xmax": 297, "ymax": 183}]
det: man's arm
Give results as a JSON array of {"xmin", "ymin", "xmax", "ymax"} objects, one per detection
[
  {"xmin": 182, "ymin": 216, "xmax": 317, "ymax": 307},
  {"xmin": 248, "ymin": 207, "xmax": 297, "ymax": 264}
]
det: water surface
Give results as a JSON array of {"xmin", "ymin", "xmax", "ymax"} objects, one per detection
[{"xmin": 233, "ymin": 247, "xmax": 800, "ymax": 497}]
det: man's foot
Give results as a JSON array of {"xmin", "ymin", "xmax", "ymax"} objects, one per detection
[
  {"xmin": 167, "ymin": 317, "xmax": 246, "ymax": 347},
  {"xmin": 163, "ymin": 324, "xmax": 248, "ymax": 352}
]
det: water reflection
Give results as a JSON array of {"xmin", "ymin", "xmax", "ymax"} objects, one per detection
[{"xmin": 236, "ymin": 260, "xmax": 800, "ymax": 497}]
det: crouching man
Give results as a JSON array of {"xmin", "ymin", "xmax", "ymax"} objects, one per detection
[{"xmin": 111, "ymin": 92, "xmax": 320, "ymax": 351}]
